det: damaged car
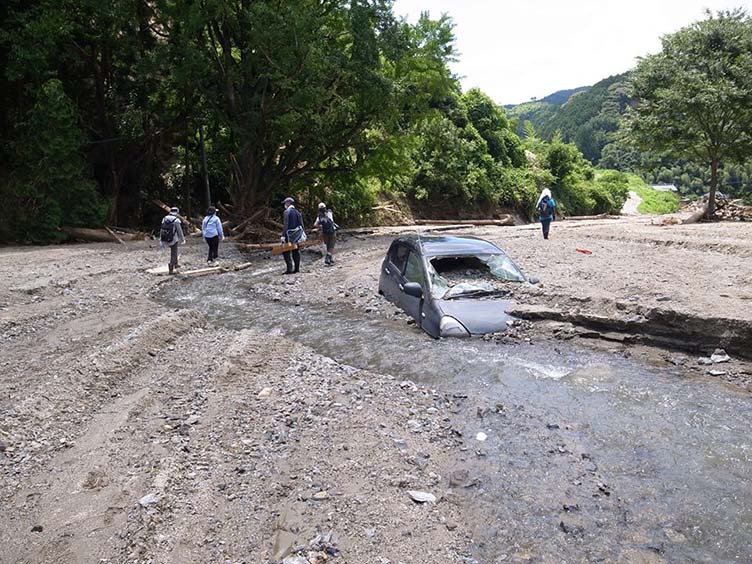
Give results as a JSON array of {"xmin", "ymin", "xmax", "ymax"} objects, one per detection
[{"xmin": 378, "ymin": 234, "xmax": 536, "ymax": 338}]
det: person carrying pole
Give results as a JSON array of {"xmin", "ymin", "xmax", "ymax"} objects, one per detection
[{"xmin": 280, "ymin": 197, "xmax": 306, "ymax": 274}]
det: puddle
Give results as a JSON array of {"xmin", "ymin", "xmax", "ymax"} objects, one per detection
[{"xmin": 158, "ymin": 265, "xmax": 752, "ymax": 561}]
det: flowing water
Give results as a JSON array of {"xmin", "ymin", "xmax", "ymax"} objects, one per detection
[{"xmin": 159, "ymin": 263, "xmax": 752, "ymax": 562}]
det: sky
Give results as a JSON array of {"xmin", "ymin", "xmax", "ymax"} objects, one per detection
[{"xmin": 392, "ymin": 0, "xmax": 749, "ymax": 105}]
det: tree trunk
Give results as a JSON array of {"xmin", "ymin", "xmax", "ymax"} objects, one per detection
[{"xmin": 707, "ymin": 158, "xmax": 719, "ymax": 219}]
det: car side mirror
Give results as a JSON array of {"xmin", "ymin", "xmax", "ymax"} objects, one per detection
[
  {"xmin": 403, "ymin": 282, "xmax": 423, "ymax": 298},
  {"xmin": 528, "ymin": 276, "xmax": 540, "ymax": 285}
]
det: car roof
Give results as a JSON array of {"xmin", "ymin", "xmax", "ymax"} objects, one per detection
[{"xmin": 393, "ymin": 234, "xmax": 504, "ymax": 257}]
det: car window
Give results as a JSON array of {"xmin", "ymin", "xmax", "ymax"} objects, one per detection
[
  {"xmin": 390, "ymin": 244, "xmax": 409, "ymax": 274},
  {"xmin": 404, "ymin": 252, "xmax": 425, "ymax": 286}
]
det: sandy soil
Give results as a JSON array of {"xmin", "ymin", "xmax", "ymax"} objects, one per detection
[{"xmin": 1, "ymin": 215, "xmax": 750, "ymax": 563}]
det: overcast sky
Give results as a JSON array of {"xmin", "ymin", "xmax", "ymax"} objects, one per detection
[{"xmin": 392, "ymin": 0, "xmax": 749, "ymax": 104}]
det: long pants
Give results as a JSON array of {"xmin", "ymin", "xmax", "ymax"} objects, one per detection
[
  {"xmin": 206, "ymin": 236, "xmax": 219, "ymax": 261},
  {"xmin": 323, "ymin": 233, "xmax": 336, "ymax": 264},
  {"xmin": 169, "ymin": 243, "xmax": 179, "ymax": 267},
  {"xmin": 283, "ymin": 248, "xmax": 300, "ymax": 272},
  {"xmin": 541, "ymin": 219, "xmax": 552, "ymax": 240}
]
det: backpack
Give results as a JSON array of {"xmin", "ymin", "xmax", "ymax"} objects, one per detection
[
  {"xmin": 160, "ymin": 217, "xmax": 177, "ymax": 243},
  {"xmin": 538, "ymin": 197, "xmax": 553, "ymax": 218},
  {"xmin": 319, "ymin": 214, "xmax": 335, "ymax": 235}
]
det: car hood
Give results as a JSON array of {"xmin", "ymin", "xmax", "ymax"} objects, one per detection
[{"xmin": 437, "ymin": 298, "xmax": 516, "ymax": 335}]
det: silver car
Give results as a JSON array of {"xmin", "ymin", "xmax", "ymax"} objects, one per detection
[{"xmin": 378, "ymin": 234, "xmax": 535, "ymax": 338}]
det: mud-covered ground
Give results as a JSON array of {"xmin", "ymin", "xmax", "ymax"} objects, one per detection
[{"xmin": 1, "ymin": 216, "xmax": 751, "ymax": 564}]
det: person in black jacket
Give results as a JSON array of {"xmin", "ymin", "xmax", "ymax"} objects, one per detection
[{"xmin": 281, "ymin": 197, "xmax": 305, "ymax": 274}]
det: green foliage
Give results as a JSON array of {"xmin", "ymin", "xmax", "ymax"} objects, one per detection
[
  {"xmin": 628, "ymin": 9, "xmax": 752, "ymax": 214},
  {"xmin": 628, "ymin": 177, "xmax": 680, "ymax": 215},
  {"xmin": 2, "ymin": 79, "xmax": 105, "ymax": 242}
]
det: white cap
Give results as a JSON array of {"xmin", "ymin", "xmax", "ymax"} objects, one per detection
[{"xmin": 318, "ymin": 202, "xmax": 326, "ymax": 209}]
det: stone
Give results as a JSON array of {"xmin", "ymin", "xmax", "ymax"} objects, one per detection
[
  {"xmin": 407, "ymin": 490, "xmax": 436, "ymax": 504},
  {"xmin": 711, "ymin": 349, "xmax": 731, "ymax": 364},
  {"xmin": 31, "ymin": 525, "xmax": 43, "ymax": 533},
  {"xmin": 281, "ymin": 556, "xmax": 308, "ymax": 564},
  {"xmin": 708, "ymin": 369, "xmax": 727, "ymax": 377},
  {"xmin": 139, "ymin": 493, "xmax": 160, "ymax": 507},
  {"xmin": 184, "ymin": 414, "xmax": 200, "ymax": 426},
  {"xmin": 664, "ymin": 528, "xmax": 687, "ymax": 543},
  {"xmin": 258, "ymin": 387, "xmax": 273, "ymax": 398},
  {"xmin": 475, "ymin": 432, "xmax": 487, "ymax": 442},
  {"xmin": 312, "ymin": 491, "xmax": 329, "ymax": 501},
  {"xmin": 697, "ymin": 357, "xmax": 712, "ymax": 366}
]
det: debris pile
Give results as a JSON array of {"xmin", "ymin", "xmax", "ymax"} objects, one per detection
[{"xmin": 684, "ymin": 198, "xmax": 752, "ymax": 221}]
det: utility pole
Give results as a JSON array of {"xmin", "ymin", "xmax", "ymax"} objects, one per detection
[{"xmin": 199, "ymin": 124, "xmax": 211, "ymax": 209}]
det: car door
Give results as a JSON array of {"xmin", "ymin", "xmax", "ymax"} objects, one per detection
[
  {"xmin": 381, "ymin": 242, "xmax": 409, "ymax": 301},
  {"xmin": 399, "ymin": 249, "xmax": 427, "ymax": 323}
]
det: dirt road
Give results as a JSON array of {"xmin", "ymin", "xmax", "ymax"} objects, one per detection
[{"xmin": 1, "ymin": 216, "xmax": 751, "ymax": 563}]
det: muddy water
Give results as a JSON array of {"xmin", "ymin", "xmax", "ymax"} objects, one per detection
[{"xmin": 160, "ymin": 266, "xmax": 752, "ymax": 562}]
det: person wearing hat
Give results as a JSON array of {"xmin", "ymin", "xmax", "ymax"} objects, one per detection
[
  {"xmin": 201, "ymin": 206, "xmax": 225, "ymax": 264},
  {"xmin": 159, "ymin": 206, "xmax": 186, "ymax": 274},
  {"xmin": 313, "ymin": 202, "xmax": 338, "ymax": 266},
  {"xmin": 281, "ymin": 197, "xmax": 305, "ymax": 274}
]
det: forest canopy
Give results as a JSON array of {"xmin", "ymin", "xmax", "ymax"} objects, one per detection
[{"xmin": 1, "ymin": 1, "xmax": 639, "ymax": 242}]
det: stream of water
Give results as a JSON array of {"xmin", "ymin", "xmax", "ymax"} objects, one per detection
[{"xmin": 159, "ymin": 264, "xmax": 752, "ymax": 562}]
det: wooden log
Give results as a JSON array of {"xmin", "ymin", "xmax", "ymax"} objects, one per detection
[
  {"xmin": 60, "ymin": 226, "xmax": 133, "ymax": 243},
  {"xmin": 152, "ymin": 199, "xmax": 195, "ymax": 229},
  {"xmin": 682, "ymin": 202, "xmax": 709, "ymax": 225},
  {"xmin": 105, "ymin": 226, "xmax": 126, "ymax": 245},
  {"xmin": 563, "ymin": 213, "xmax": 622, "ymax": 221},
  {"xmin": 413, "ymin": 217, "xmax": 514, "ymax": 226}
]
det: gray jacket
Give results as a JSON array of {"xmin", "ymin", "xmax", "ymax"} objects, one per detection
[{"xmin": 160, "ymin": 214, "xmax": 186, "ymax": 248}]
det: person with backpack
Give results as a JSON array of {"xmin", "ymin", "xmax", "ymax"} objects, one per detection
[
  {"xmin": 536, "ymin": 188, "xmax": 556, "ymax": 240},
  {"xmin": 160, "ymin": 206, "xmax": 186, "ymax": 274},
  {"xmin": 280, "ymin": 197, "xmax": 306, "ymax": 274},
  {"xmin": 201, "ymin": 206, "xmax": 225, "ymax": 265},
  {"xmin": 313, "ymin": 202, "xmax": 339, "ymax": 266}
]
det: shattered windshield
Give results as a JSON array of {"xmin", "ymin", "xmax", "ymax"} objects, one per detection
[{"xmin": 429, "ymin": 254, "xmax": 525, "ymax": 299}]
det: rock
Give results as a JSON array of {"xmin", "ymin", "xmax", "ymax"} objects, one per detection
[
  {"xmin": 281, "ymin": 556, "xmax": 308, "ymax": 564},
  {"xmin": 407, "ymin": 490, "xmax": 436, "ymax": 504},
  {"xmin": 138, "ymin": 493, "xmax": 160, "ymax": 507},
  {"xmin": 697, "ymin": 357, "xmax": 713, "ymax": 365},
  {"xmin": 668, "ymin": 356, "xmax": 687, "ymax": 366},
  {"xmin": 475, "ymin": 432, "xmax": 487, "ymax": 442},
  {"xmin": 708, "ymin": 369, "xmax": 727, "ymax": 377},
  {"xmin": 0, "ymin": 441, "xmax": 6, "ymax": 452},
  {"xmin": 664, "ymin": 527, "xmax": 687, "ymax": 543},
  {"xmin": 31, "ymin": 525, "xmax": 43, "ymax": 533},
  {"xmin": 656, "ymin": 295, "xmax": 672, "ymax": 302},
  {"xmin": 711, "ymin": 349, "xmax": 731, "ymax": 363},
  {"xmin": 184, "ymin": 414, "xmax": 200, "ymax": 425},
  {"xmin": 312, "ymin": 491, "xmax": 329, "ymax": 501},
  {"xmin": 258, "ymin": 387, "xmax": 273, "ymax": 398}
]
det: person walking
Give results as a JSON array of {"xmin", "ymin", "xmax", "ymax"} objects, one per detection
[
  {"xmin": 313, "ymin": 202, "xmax": 338, "ymax": 266},
  {"xmin": 536, "ymin": 188, "xmax": 556, "ymax": 240},
  {"xmin": 280, "ymin": 197, "xmax": 306, "ymax": 274},
  {"xmin": 160, "ymin": 206, "xmax": 186, "ymax": 274},
  {"xmin": 202, "ymin": 206, "xmax": 225, "ymax": 264}
]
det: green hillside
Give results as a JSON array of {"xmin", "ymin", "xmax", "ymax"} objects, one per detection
[{"xmin": 505, "ymin": 73, "xmax": 752, "ymax": 203}]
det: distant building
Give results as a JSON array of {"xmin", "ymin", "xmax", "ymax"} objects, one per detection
[{"xmin": 650, "ymin": 184, "xmax": 678, "ymax": 192}]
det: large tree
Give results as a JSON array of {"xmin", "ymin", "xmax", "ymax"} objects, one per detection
[
  {"xmin": 183, "ymin": 0, "xmax": 456, "ymax": 216},
  {"xmin": 628, "ymin": 9, "xmax": 752, "ymax": 217}
]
